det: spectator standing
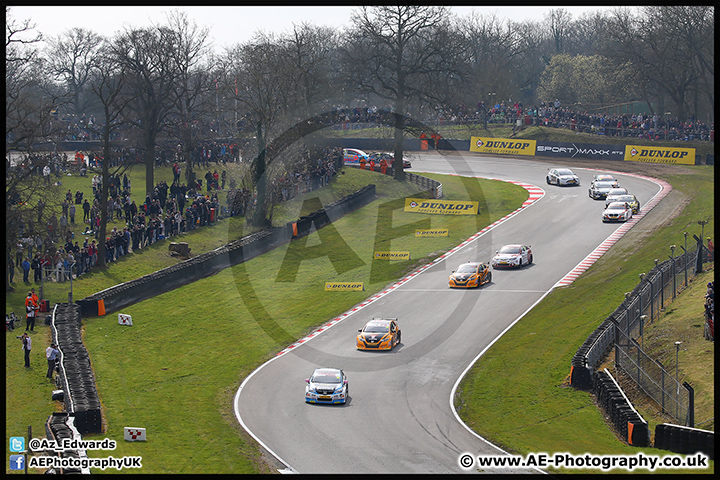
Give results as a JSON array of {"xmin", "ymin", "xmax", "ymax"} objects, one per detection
[
  {"xmin": 25, "ymin": 292, "xmax": 38, "ymax": 331},
  {"xmin": 31, "ymin": 254, "xmax": 42, "ymax": 283},
  {"xmin": 69, "ymin": 203, "xmax": 76, "ymax": 225},
  {"xmin": 83, "ymin": 199, "xmax": 91, "ymax": 223},
  {"xmin": 22, "ymin": 257, "xmax": 31, "ymax": 283},
  {"xmin": 46, "ymin": 343, "xmax": 59, "ymax": 379},
  {"xmin": 19, "ymin": 332, "xmax": 32, "ymax": 367},
  {"xmin": 708, "ymin": 237, "xmax": 714, "ymax": 261},
  {"xmin": 8, "ymin": 257, "xmax": 15, "ymax": 284},
  {"xmin": 43, "ymin": 164, "xmax": 51, "ymax": 185}
]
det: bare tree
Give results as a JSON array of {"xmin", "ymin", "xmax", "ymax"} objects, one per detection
[
  {"xmin": 281, "ymin": 22, "xmax": 340, "ymax": 118},
  {"xmin": 603, "ymin": 6, "xmax": 711, "ymax": 121},
  {"xmin": 86, "ymin": 43, "xmax": 132, "ymax": 268},
  {"xmin": 44, "ymin": 27, "xmax": 104, "ymax": 116},
  {"xmin": 344, "ymin": 6, "xmax": 461, "ymax": 180},
  {"xmin": 112, "ymin": 25, "xmax": 178, "ymax": 196},
  {"xmin": 163, "ymin": 9, "xmax": 213, "ymax": 187},
  {"xmin": 222, "ymin": 33, "xmax": 294, "ymax": 227}
]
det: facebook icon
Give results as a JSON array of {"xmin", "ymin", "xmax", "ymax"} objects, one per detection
[{"xmin": 10, "ymin": 454, "xmax": 25, "ymax": 470}]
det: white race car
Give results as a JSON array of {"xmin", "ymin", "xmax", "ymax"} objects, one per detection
[
  {"xmin": 546, "ymin": 168, "xmax": 580, "ymax": 186},
  {"xmin": 602, "ymin": 202, "xmax": 633, "ymax": 223},
  {"xmin": 342, "ymin": 148, "xmax": 369, "ymax": 166},
  {"xmin": 491, "ymin": 244, "xmax": 533, "ymax": 269},
  {"xmin": 305, "ymin": 368, "xmax": 348, "ymax": 404}
]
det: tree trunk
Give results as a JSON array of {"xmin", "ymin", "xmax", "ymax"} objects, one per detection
[{"xmin": 251, "ymin": 120, "xmax": 269, "ymax": 227}]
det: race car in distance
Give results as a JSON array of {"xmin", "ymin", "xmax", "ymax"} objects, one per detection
[
  {"xmin": 588, "ymin": 180, "xmax": 616, "ymax": 200},
  {"xmin": 602, "ymin": 202, "xmax": 633, "ymax": 223},
  {"xmin": 343, "ymin": 148, "xmax": 370, "ymax": 166},
  {"xmin": 592, "ymin": 174, "xmax": 619, "ymax": 188},
  {"xmin": 605, "ymin": 187, "xmax": 629, "ymax": 201},
  {"xmin": 305, "ymin": 368, "xmax": 348, "ymax": 404},
  {"xmin": 546, "ymin": 167, "xmax": 580, "ymax": 186},
  {"xmin": 491, "ymin": 244, "xmax": 533, "ymax": 269},
  {"xmin": 605, "ymin": 193, "xmax": 640, "ymax": 213},
  {"xmin": 369, "ymin": 152, "xmax": 412, "ymax": 169},
  {"xmin": 356, "ymin": 317, "xmax": 401, "ymax": 350},
  {"xmin": 448, "ymin": 262, "xmax": 492, "ymax": 288}
]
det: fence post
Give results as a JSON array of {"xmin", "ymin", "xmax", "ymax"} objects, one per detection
[
  {"xmin": 611, "ymin": 318, "xmax": 620, "ymax": 367},
  {"xmin": 683, "ymin": 382, "xmax": 694, "ymax": 427},
  {"xmin": 670, "ymin": 247, "xmax": 676, "ymax": 299}
]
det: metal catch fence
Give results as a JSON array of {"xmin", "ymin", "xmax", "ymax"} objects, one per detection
[{"xmin": 574, "ymin": 240, "xmax": 710, "ymax": 425}]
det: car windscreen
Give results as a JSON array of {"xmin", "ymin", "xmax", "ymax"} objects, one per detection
[
  {"xmin": 594, "ymin": 182, "xmax": 613, "ymax": 188},
  {"xmin": 498, "ymin": 246, "xmax": 521, "ymax": 254},
  {"xmin": 456, "ymin": 264, "xmax": 477, "ymax": 273},
  {"xmin": 363, "ymin": 322, "xmax": 390, "ymax": 333},
  {"xmin": 557, "ymin": 169, "xmax": 574, "ymax": 175},
  {"xmin": 312, "ymin": 372, "xmax": 342, "ymax": 383},
  {"xmin": 607, "ymin": 204, "xmax": 626, "ymax": 210}
]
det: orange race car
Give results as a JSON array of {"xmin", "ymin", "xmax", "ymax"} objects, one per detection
[
  {"xmin": 448, "ymin": 262, "xmax": 492, "ymax": 288},
  {"xmin": 356, "ymin": 318, "xmax": 401, "ymax": 350}
]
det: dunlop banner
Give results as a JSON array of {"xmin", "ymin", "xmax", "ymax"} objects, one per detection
[
  {"xmin": 470, "ymin": 137, "xmax": 536, "ymax": 156},
  {"xmin": 624, "ymin": 145, "xmax": 695, "ymax": 165},
  {"xmin": 324, "ymin": 282, "xmax": 364, "ymax": 291},
  {"xmin": 404, "ymin": 198, "xmax": 479, "ymax": 215},
  {"xmin": 415, "ymin": 229, "xmax": 449, "ymax": 237},
  {"xmin": 374, "ymin": 252, "xmax": 411, "ymax": 260}
]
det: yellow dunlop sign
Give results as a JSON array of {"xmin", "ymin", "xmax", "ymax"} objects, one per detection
[
  {"xmin": 624, "ymin": 145, "xmax": 695, "ymax": 165},
  {"xmin": 415, "ymin": 229, "xmax": 449, "ymax": 237},
  {"xmin": 324, "ymin": 282, "xmax": 364, "ymax": 291},
  {"xmin": 404, "ymin": 198, "xmax": 479, "ymax": 215},
  {"xmin": 374, "ymin": 251, "xmax": 411, "ymax": 260},
  {"xmin": 470, "ymin": 137, "xmax": 537, "ymax": 156}
]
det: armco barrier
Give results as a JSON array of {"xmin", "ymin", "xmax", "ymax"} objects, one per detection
[
  {"xmin": 77, "ymin": 185, "xmax": 376, "ymax": 317},
  {"xmin": 50, "ymin": 303, "xmax": 102, "ymax": 435},
  {"xmin": 594, "ymin": 369, "xmax": 649, "ymax": 447},
  {"xmin": 44, "ymin": 413, "xmax": 91, "ymax": 474},
  {"xmin": 654, "ymin": 424, "xmax": 714, "ymax": 460}
]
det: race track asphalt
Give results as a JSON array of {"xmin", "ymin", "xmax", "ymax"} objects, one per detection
[{"xmin": 234, "ymin": 152, "xmax": 666, "ymax": 473}]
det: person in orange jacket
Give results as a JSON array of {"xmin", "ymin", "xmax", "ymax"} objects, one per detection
[
  {"xmin": 369, "ymin": 158, "xmax": 375, "ymax": 172},
  {"xmin": 359, "ymin": 157, "xmax": 366, "ymax": 170},
  {"xmin": 25, "ymin": 292, "xmax": 38, "ymax": 331},
  {"xmin": 380, "ymin": 157, "xmax": 388, "ymax": 175}
]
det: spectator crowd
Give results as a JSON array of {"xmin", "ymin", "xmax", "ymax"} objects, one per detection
[{"xmin": 7, "ymin": 143, "xmax": 343, "ymax": 288}]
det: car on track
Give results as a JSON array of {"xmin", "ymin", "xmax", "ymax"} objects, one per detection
[
  {"xmin": 605, "ymin": 187, "xmax": 629, "ymax": 200},
  {"xmin": 369, "ymin": 152, "xmax": 412, "ymax": 169},
  {"xmin": 602, "ymin": 202, "xmax": 633, "ymax": 223},
  {"xmin": 305, "ymin": 368, "xmax": 348, "ymax": 404},
  {"xmin": 491, "ymin": 244, "xmax": 533, "ymax": 269},
  {"xmin": 546, "ymin": 168, "xmax": 580, "ymax": 186},
  {"xmin": 356, "ymin": 317, "xmax": 401, "ymax": 350},
  {"xmin": 605, "ymin": 193, "xmax": 640, "ymax": 213},
  {"xmin": 588, "ymin": 180, "xmax": 616, "ymax": 200},
  {"xmin": 343, "ymin": 148, "xmax": 370, "ymax": 166},
  {"xmin": 592, "ymin": 174, "xmax": 619, "ymax": 187},
  {"xmin": 448, "ymin": 262, "xmax": 491, "ymax": 288}
]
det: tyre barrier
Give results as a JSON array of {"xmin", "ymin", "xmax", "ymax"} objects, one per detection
[
  {"xmin": 654, "ymin": 424, "xmax": 714, "ymax": 459},
  {"xmin": 50, "ymin": 303, "xmax": 103, "ymax": 435},
  {"xmin": 77, "ymin": 185, "xmax": 377, "ymax": 317},
  {"xmin": 593, "ymin": 369, "xmax": 649, "ymax": 447},
  {"xmin": 44, "ymin": 412, "xmax": 91, "ymax": 474},
  {"xmin": 570, "ymin": 318, "xmax": 615, "ymax": 390}
]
